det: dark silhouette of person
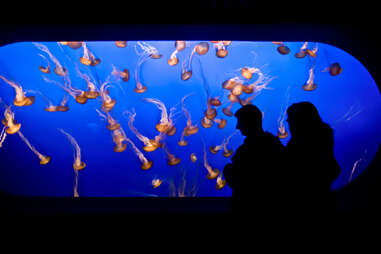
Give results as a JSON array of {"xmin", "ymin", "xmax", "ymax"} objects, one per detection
[
  {"xmin": 285, "ymin": 101, "xmax": 341, "ymax": 216},
  {"xmin": 223, "ymin": 104, "xmax": 287, "ymax": 216}
]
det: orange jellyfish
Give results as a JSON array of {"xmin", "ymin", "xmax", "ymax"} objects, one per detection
[
  {"xmin": 34, "ymin": 43, "xmax": 67, "ymax": 76},
  {"xmin": 245, "ymin": 69, "xmax": 275, "ymax": 96},
  {"xmin": 95, "ymin": 109, "xmax": 121, "ymax": 131},
  {"xmin": 238, "ymin": 93, "xmax": 257, "ymax": 106},
  {"xmin": 222, "ymin": 131, "xmax": 238, "ymax": 157},
  {"xmin": 273, "ymin": 42, "xmax": 290, "ymax": 55},
  {"xmin": 17, "ymin": 131, "xmax": 51, "ymax": 165},
  {"xmin": 136, "ymin": 41, "xmax": 162, "ymax": 59},
  {"xmin": 124, "ymin": 109, "xmax": 161, "ymax": 152},
  {"xmin": 111, "ymin": 65, "xmax": 130, "ymax": 82},
  {"xmin": 277, "ymin": 86, "xmax": 290, "ymax": 139},
  {"xmin": 295, "ymin": 42, "xmax": 308, "ymax": 58},
  {"xmin": 143, "ymin": 98, "xmax": 177, "ymax": 135},
  {"xmin": 56, "ymin": 94, "xmax": 70, "ymax": 112},
  {"xmin": 80, "ymin": 42, "xmax": 101, "ymax": 66},
  {"xmin": 323, "ymin": 62, "xmax": 343, "ymax": 76},
  {"xmin": 181, "ymin": 42, "xmax": 209, "ymax": 81},
  {"xmin": 75, "ymin": 64, "xmax": 100, "ymax": 99},
  {"xmin": 305, "ymin": 43, "xmax": 318, "ymax": 58},
  {"xmin": 29, "ymin": 89, "xmax": 58, "ymax": 112},
  {"xmin": 222, "ymin": 102, "xmax": 235, "ymax": 117},
  {"xmin": 111, "ymin": 128, "xmax": 127, "ymax": 153},
  {"xmin": 2, "ymin": 106, "xmax": 21, "ymax": 134},
  {"xmin": 222, "ymin": 77, "xmax": 242, "ymax": 90},
  {"xmin": 59, "ymin": 128, "xmax": 86, "ymax": 171},
  {"xmin": 195, "ymin": 42, "xmax": 209, "ymax": 55},
  {"xmin": 213, "ymin": 41, "xmax": 228, "ymax": 58},
  {"xmin": 215, "ymin": 174, "xmax": 227, "ymax": 190},
  {"xmin": 38, "ymin": 53, "xmax": 51, "ymax": 74},
  {"xmin": 99, "ymin": 80, "xmax": 116, "ymax": 112},
  {"xmin": 190, "ymin": 153, "xmax": 197, "ymax": 163},
  {"xmin": 0, "ymin": 75, "xmax": 35, "ymax": 107},
  {"xmin": 152, "ymin": 178, "xmax": 162, "ymax": 188},
  {"xmin": 162, "ymin": 143, "xmax": 181, "ymax": 166},
  {"xmin": 125, "ymin": 136, "xmax": 153, "ymax": 170},
  {"xmin": 115, "ymin": 41, "xmax": 127, "ymax": 48},
  {"xmin": 43, "ymin": 76, "xmax": 88, "ymax": 105},
  {"xmin": 67, "ymin": 41, "xmax": 83, "ymax": 50},
  {"xmin": 202, "ymin": 141, "xmax": 219, "ymax": 180},
  {"xmin": 302, "ymin": 64, "xmax": 317, "ymax": 91},
  {"xmin": 201, "ymin": 115, "xmax": 214, "ymax": 128},
  {"xmin": 181, "ymin": 94, "xmax": 199, "ymax": 136},
  {"xmin": 168, "ymin": 40, "xmax": 186, "ymax": 66},
  {"xmin": 213, "ymin": 118, "xmax": 227, "ymax": 129}
]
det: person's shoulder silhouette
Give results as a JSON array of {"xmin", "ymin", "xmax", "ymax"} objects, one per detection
[
  {"xmin": 285, "ymin": 102, "xmax": 341, "ymax": 214},
  {"xmin": 223, "ymin": 104, "xmax": 287, "ymax": 215}
]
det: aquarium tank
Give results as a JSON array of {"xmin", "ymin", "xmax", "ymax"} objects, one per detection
[{"xmin": 0, "ymin": 40, "xmax": 380, "ymax": 198}]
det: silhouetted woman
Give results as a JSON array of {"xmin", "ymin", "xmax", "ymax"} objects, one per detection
[{"xmin": 286, "ymin": 102, "xmax": 341, "ymax": 215}]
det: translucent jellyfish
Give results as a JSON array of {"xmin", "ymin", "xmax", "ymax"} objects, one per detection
[
  {"xmin": 181, "ymin": 42, "xmax": 209, "ymax": 81},
  {"xmin": 190, "ymin": 153, "xmax": 197, "ymax": 163},
  {"xmin": 34, "ymin": 43, "xmax": 67, "ymax": 76},
  {"xmin": 124, "ymin": 109, "xmax": 160, "ymax": 152},
  {"xmin": 202, "ymin": 140, "xmax": 219, "ymax": 179},
  {"xmin": 295, "ymin": 42, "xmax": 308, "ymax": 58},
  {"xmin": 95, "ymin": 109, "xmax": 121, "ymax": 131},
  {"xmin": 162, "ymin": 143, "xmax": 181, "ymax": 166},
  {"xmin": 56, "ymin": 94, "xmax": 69, "ymax": 112},
  {"xmin": 323, "ymin": 62, "xmax": 343, "ymax": 76},
  {"xmin": 213, "ymin": 118, "xmax": 227, "ymax": 129},
  {"xmin": 2, "ymin": 106, "xmax": 21, "ymax": 134},
  {"xmin": 0, "ymin": 75, "xmax": 35, "ymax": 107},
  {"xmin": 143, "ymin": 98, "xmax": 177, "ymax": 135},
  {"xmin": 115, "ymin": 41, "xmax": 127, "ymax": 48},
  {"xmin": 43, "ymin": 76, "xmax": 88, "ymax": 105},
  {"xmin": 80, "ymin": 42, "xmax": 101, "ymax": 66},
  {"xmin": 58, "ymin": 128, "xmax": 86, "ymax": 171},
  {"xmin": 152, "ymin": 178, "xmax": 162, "ymax": 188},
  {"xmin": 75, "ymin": 64, "xmax": 100, "ymax": 99},
  {"xmin": 99, "ymin": 79, "xmax": 116, "ymax": 112},
  {"xmin": 213, "ymin": 41, "xmax": 228, "ymax": 58},
  {"xmin": 111, "ymin": 65, "xmax": 130, "ymax": 82},
  {"xmin": 67, "ymin": 41, "xmax": 83, "ymax": 50},
  {"xmin": 306, "ymin": 43, "xmax": 318, "ymax": 58},
  {"xmin": 277, "ymin": 86, "xmax": 290, "ymax": 139},
  {"xmin": 125, "ymin": 136, "xmax": 153, "ymax": 170},
  {"xmin": 273, "ymin": 42, "xmax": 290, "ymax": 55},
  {"xmin": 181, "ymin": 93, "xmax": 199, "ymax": 136},
  {"xmin": 111, "ymin": 128, "xmax": 127, "ymax": 153},
  {"xmin": 215, "ymin": 173, "xmax": 227, "ymax": 190},
  {"xmin": 222, "ymin": 77, "xmax": 242, "ymax": 90},
  {"xmin": 38, "ymin": 54, "xmax": 51, "ymax": 73},
  {"xmin": 302, "ymin": 64, "xmax": 317, "ymax": 91},
  {"xmin": 28, "ymin": 89, "xmax": 58, "ymax": 112},
  {"xmin": 210, "ymin": 131, "xmax": 237, "ymax": 156},
  {"xmin": 201, "ymin": 115, "xmax": 214, "ymax": 128},
  {"xmin": 136, "ymin": 41, "xmax": 162, "ymax": 59},
  {"xmin": 17, "ymin": 131, "xmax": 51, "ymax": 165},
  {"xmin": 222, "ymin": 102, "xmax": 235, "ymax": 117},
  {"xmin": 0, "ymin": 126, "xmax": 7, "ymax": 148},
  {"xmin": 168, "ymin": 41, "xmax": 186, "ymax": 66}
]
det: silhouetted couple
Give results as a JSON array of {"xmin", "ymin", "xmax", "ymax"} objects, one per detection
[{"xmin": 223, "ymin": 102, "xmax": 341, "ymax": 217}]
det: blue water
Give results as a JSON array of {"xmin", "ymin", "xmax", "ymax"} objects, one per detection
[{"xmin": 0, "ymin": 41, "xmax": 380, "ymax": 197}]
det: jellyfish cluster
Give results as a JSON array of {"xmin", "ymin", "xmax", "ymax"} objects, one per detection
[{"xmin": 0, "ymin": 39, "xmax": 356, "ymax": 198}]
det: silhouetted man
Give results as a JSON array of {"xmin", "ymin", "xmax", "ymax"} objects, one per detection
[
  {"xmin": 286, "ymin": 102, "xmax": 341, "ymax": 216},
  {"xmin": 223, "ymin": 104, "xmax": 287, "ymax": 215}
]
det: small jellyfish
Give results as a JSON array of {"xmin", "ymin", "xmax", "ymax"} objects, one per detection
[
  {"xmin": 222, "ymin": 103, "xmax": 235, "ymax": 117},
  {"xmin": 295, "ymin": 42, "xmax": 308, "ymax": 58},
  {"xmin": 111, "ymin": 65, "xmax": 130, "ymax": 83},
  {"xmin": 222, "ymin": 131, "xmax": 237, "ymax": 157},
  {"xmin": 125, "ymin": 136, "xmax": 153, "ymax": 170},
  {"xmin": 99, "ymin": 80, "xmax": 116, "ymax": 112},
  {"xmin": 215, "ymin": 174, "xmax": 227, "ymax": 190},
  {"xmin": 222, "ymin": 77, "xmax": 242, "ymax": 90},
  {"xmin": 305, "ymin": 43, "xmax": 318, "ymax": 58},
  {"xmin": 111, "ymin": 128, "xmax": 127, "ymax": 153},
  {"xmin": 75, "ymin": 91, "xmax": 88, "ymax": 105},
  {"xmin": 143, "ymin": 98, "xmax": 177, "ymax": 135},
  {"xmin": 209, "ymin": 97, "xmax": 222, "ymax": 107},
  {"xmin": 2, "ymin": 106, "xmax": 21, "ymax": 134},
  {"xmin": 115, "ymin": 41, "xmax": 127, "ymax": 48},
  {"xmin": 323, "ymin": 62, "xmax": 343, "ymax": 76},
  {"xmin": 152, "ymin": 178, "xmax": 162, "ymax": 188},
  {"xmin": 181, "ymin": 61, "xmax": 193, "ymax": 81},
  {"xmin": 273, "ymin": 42, "xmax": 290, "ymax": 55},
  {"xmin": 195, "ymin": 42, "xmax": 209, "ymax": 55},
  {"xmin": 38, "ymin": 54, "xmax": 51, "ymax": 73},
  {"xmin": 302, "ymin": 64, "xmax": 317, "ymax": 91},
  {"xmin": 75, "ymin": 64, "xmax": 100, "ymax": 99},
  {"xmin": 204, "ymin": 106, "xmax": 217, "ymax": 120},
  {"xmin": 214, "ymin": 118, "xmax": 227, "ymax": 129},
  {"xmin": 80, "ymin": 42, "xmax": 101, "ymax": 66},
  {"xmin": 96, "ymin": 109, "xmax": 121, "ymax": 131},
  {"xmin": 34, "ymin": 43, "xmax": 67, "ymax": 76},
  {"xmin": 201, "ymin": 116, "xmax": 213, "ymax": 128},
  {"xmin": 67, "ymin": 41, "xmax": 83, "ymax": 49},
  {"xmin": 59, "ymin": 129, "xmax": 86, "ymax": 171},
  {"xmin": 202, "ymin": 141, "xmax": 219, "ymax": 180},
  {"xmin": 56, "ymin": 94, "xmax": 70, "ymax": 112},
  {"xmin": 17, "ymin": 131, "xmax": 51, "ymax": 165},
  {"xmin": 213, "ymin": 41, "xmax": 228, "ymax": 58},
  {"xmin": 163, "ymin": 143, "xmax": 181, "ymax": 166},
  {"xmin": 168, "ymin": 41, "xmax": 186, "ymax": 66},
  {"xmin": 181, "ymin": 42, "xmax": 209, "ymax": 81},
  {"xmin": 180, "ymin": 93, "xmax": 199, "ymax": 138},
  {"xmin": 124, "ymin": 109, "xmax": 160, "ymax": 152},
  {"xmin": 190, "ymin": 153, "xmax": 197, "ymax": 163},
  {"xmin": 0, "ymin": 75, "xmax": 35, "ymax": 107},
  {"xmin": 231, "ymin": 83, "xmax": 244, "ymax": 96}
]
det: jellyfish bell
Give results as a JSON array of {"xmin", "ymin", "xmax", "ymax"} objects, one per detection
[
  {"xmin": 216, "ymin": 48, "xmax": 228, "ymax": 58},
  {"xmin": 68, "ymin": 41, "xmax": 83, "ymax": 49},
  {"xmin": 90, "ymin": 58, "xmax": 101, "ymax": 66},
  {"xmin": 195, "ymin": 42, "xmax": 209, "ymax": 55},
  {"xmin": 114, "ymin": 142, "xmax": 127, "ymax": 153},
  {"xmin": 302, "ymin": 82, "xmax": 317, "ymax": 91},
  {"xmin": 134, "ymin": 84, "xmax": 147, "ymax": 93},
  {"xmin": 141, "ymin": 160, "xmax": 153, "ymax": 170},
  {"xmin": 217, "ymin": 119, "xmax": 227, "ymax": 129},
  {"xmin": 84, "ymin": 90, "xmax": 100, "ymax": 99},
  {"xmin": 56, "ymin": 105, "xmax": 69, "ymax": 112},
  {"xmin": 39, "ymin": 65, "xmax": 50, "ymax": 74},
  {"xmin": 143, "ymin": 140, "xmax": 160, "ymax": 152},
  {"xmin": 73, "ymin": 161, "xmax": 86, "ymax": 171},
  {"xmin": 168, "ymin": 156, "xmax": 181, "ymax": 166},
  {"xmin": 184, "ymin": 125, "xmax": 199, "ymax": 136},
  {"xmin": 106, "ymin": 122, "xmax": 121, "ymax": 131},
  {"xmin": 204, "ymin": 108, "xmax": 217, "ymax": 120},
  {"xmin": 178, "ymin": 140, "xmax": 188, "ymax": 146},
  {"xmin": 206, "ymin": 168, "xmax": 219, "ymax": 180},
  {"xmin": 241, "ymin": 67, "xmax": 253, "ymax": 80},
  {"xmin": 231, "ymin": 84, "xmax": 243, "ymax": 96},
  {"xmin": 152, "ymin": 179, "xmax": 162, "ymax": 188},
  {"xmin": 223, "ymin": 149, "xmax": 233, "ymax": 158},
  {"xmin": 209, "ymin": 146, "xmax": 219, "ymax": 154},
  {"xmin": 222, "ymin": 79, "xmax": 236, "ymax": 90},
  {"xmin": 190, "ymin": 153, "xmax": 197, "ymax": 163},
  {"xmin": 40, "ymin": 155, "xmax": 51, "ymax": 165},
  {"xmin": 166, "ymin": 125, "xmax": 176, "ymax": 136},
  {"xmin": 228, "ymin": 93, "xmax": 239, "ymax": 103},
  {"xmin": 101, "ymin": 99, "xmax": 116, "ymax": 111},
  {"xmin": 295, "ymin": 51, "xmax": 307, "ymax": 58},
  {"xmin": 277, "ymin": 45, "xmax": 291, "ymax": 55},
  {"xmin": 75, "ymin": 93, "xmax": 88, "ymax": 104},
  {"xmin": 306, "ymin": 49, "xmax": 317, "ymax": 58},
  {"xmin": 277, "ymin": 130, "xmax": 288, "ymax": 139},
  {"xmin": 222, "ymin": 107, "xmax": 234, "ymax": 117},
  {"xmin": 60, "ymin": 42, "xmax": 69, "ymax": 45},
  {"xmin": 121, "ymin": 69, "xmax": 130, "ymax": 82},
  {"xmin": 16, "ymin": 96, "xmax": 35, "ymax": 107},
  {"xmin": 168, "ymin": 57, "xmax": 179, "ymax": 66},
  {"xmin": 44, "ymin": 105, "xmax": 58, "ymax": 112},
  {"xmin": 329, "ymin": 62, "xmax": 343, "ymax": 76},
  {"xmin": 155, "ymin": 123, "xmax": 170, "ymax": 133},
  {"xmin": 175, "ymin": 40, "xmax": 186, "ymax": 51},
  {"xmin": 209, "ymin": 97, "xmax": 221, "ymax": 107},
  {"xmin": 150, "ymin": 53, "xmax": 162, "ymax": 59},
  {"xmin": 79, "ymin": 56, "xmax": 92, "ymax": 66},
  {"xmin": 5, "ymin": 122, "xmax": 21, "ymax": 135},
  {"xmin": 216, "ymin": 178, "xmax": 227, "ymax": 190},
  {"xmin": 201, "ymin": 116, "xmax": 213, "ymax": 128},
  {"xmin": 181, "ymin": 70, "xmax": 192, "ymax": 81},
  {"xmin": 242, "ymin": 85, "xmax": 254, "ymax": 94},
  {"xmin": 54, "ymin": 67, "xmax": 67, "ymax": 77},
  {"xmin": 115, "ymin": 41, "xmax": 127, "ymax": 48}
]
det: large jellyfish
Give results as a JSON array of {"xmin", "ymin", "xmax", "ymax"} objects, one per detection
[
  {"xmin": 17, "ymin": 131, "xmax": 51, "ymax": 165},
  {"xmin": 79, "ymin": 42, "xmax": 101, "ymax": 66},
  {"xmin": 124, "ymin": 109, "xmax": 161, "ymax": 152},
  {"xmin": 34, "ymin": 43, "xmax": 67, "ymax": 76},
  {"xmin": 181, "ymin": 42, "xmax": 209, "ymax": 81},
  {"xmin": 302, "ymin": 64, "xmax": 317, "ymax": 91},
  {"xmin": 2, "ymin": 106, "xmax": 21, "ymax": 134},
  {"xmin": 277, "ymin": 86, "xmax": 290, "ymax": 139},
  {"xmin": 75, "ymin": 64, "xmax": 100, "ymax": 99},
  {"xmin": 168, "ymin": 40, "xmax": 186, "ymax": 66},
  {"xmin": 125, "ymin": 135, "xmax": 153, "ymax": 170},
  {"xmin": 143, "ymin": 98, "xmax": 177, "ymax": 136},
  {"xmin": 0, "ymin": 75, "xmax": 35, "ymax": 107},
  {"xmin": 58, "ymin": 129, "xmax": 86, "ymax": 171},
  {"xmin": 202, "ymin": 139, "xmax": 219, "ymax": 179}
]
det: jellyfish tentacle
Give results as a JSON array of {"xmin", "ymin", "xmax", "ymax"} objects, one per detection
[
  {"xmin": 0, "ymin": 126, "xmax": 7, "ymax": 148},
  {"xmin": 58, "ymin": 128, "xmax": 86, "ymax": 170},
  {"xmin": 17, "ymin": 131, "xmax": 51, "ymax": 164}
]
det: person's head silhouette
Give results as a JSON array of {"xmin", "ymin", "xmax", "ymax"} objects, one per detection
[
  {"xmin": 234, "ymin": 104, "xmax": 263, "ymax": 137},
  {"xmin": 286, "ymin": 101, "xmax": 323, "ymax": 139}
]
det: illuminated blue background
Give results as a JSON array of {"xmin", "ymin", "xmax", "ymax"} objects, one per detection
[{"xmin": 0, "ymin": 41, "xmax": 380, "ymax": 197}]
